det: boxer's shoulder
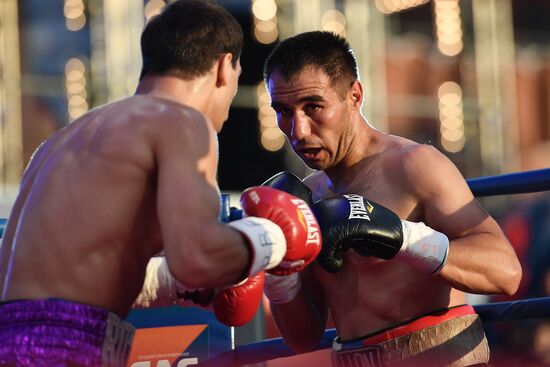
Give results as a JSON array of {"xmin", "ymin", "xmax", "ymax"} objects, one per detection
[
  {"xmin": 387, "ymin": 139, "xmax": 443, "ymax": 168},
  {"xmin": 122, "ymin": 95, "xmax": 211, "ymax": 128},
  {"xmin": 108, "ymin": 95, "xmax": 216, "ymax": 149}
]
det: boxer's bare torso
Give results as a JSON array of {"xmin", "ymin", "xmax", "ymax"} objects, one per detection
[
  {"xmin": 303, "ymin": 135, "xmax": 467, "ymax": 340},
  {"xmin": 0, "ymin": 95, "xmax": 221, "ymax": 316}
]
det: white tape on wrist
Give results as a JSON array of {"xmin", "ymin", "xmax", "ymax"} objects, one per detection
[
  {"xmin": 396, "ymin": 220, "xmax": 449, "ymax": 275},
  {"xmin": 134, "ymin": 257, "xmax": 177, "ymax": 307},
  {"xmin": 228, "ymin": 217, "xmax": 287, "ymax": 276},
  {"xmin": 264, "ymin": 272, "xmax": 302, "ymax": 304},
  {"xmin": 134, "ymin": 257, "xmax": 214, "ymax": 309}
]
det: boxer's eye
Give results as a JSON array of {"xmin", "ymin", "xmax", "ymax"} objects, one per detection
[
  {"xmin": 274, "ymin": 107, "xmax": 292, "ymax": 117},
  {"xmin": 306, "ymin": 104, "xmax": 321, "ymax": 114}
]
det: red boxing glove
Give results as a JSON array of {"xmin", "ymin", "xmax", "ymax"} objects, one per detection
[
  {"xmin": 241, "ymin": 186, "xmax": 322, "ymax": 275},
  {"xmin": 212, "ymin": 272, "xmax": 265, "ymax": 327}
]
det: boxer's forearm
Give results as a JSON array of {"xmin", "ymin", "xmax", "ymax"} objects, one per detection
[
  {"xmin": 163, "ymin": 221, "xmax": 252, "ymax": 289},
  {"xmin": 439, "ymin": 231, "xmax": 522, "ymax": 295}
]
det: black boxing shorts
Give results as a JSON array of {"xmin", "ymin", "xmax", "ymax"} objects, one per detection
[{"xmin": 332, "ymin": 305, "xmax": 489, "ymax": 367}]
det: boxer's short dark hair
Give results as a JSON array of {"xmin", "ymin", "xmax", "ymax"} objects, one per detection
[
  {"xmin": 140, "ymin": 0, "xmax": 243, "ymax": 80},
  {"xmin": 263, "ymin": 31, "xmax": 358, "ymax": 98}
]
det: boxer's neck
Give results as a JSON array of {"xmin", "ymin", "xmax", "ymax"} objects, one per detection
[{"xmin": 135, "ymin": 74, "xmax": 215, "ymax": 114}]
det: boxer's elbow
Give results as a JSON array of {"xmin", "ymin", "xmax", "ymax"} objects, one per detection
[
  {"xmin": 470, "ymin": 236, "xmax": 523, "ymax": 296},
  {"xmin": 498, "ymin": 258, "xmax": 522, "ymax": 296},
  {"xmin": 271, "ymin": 299, "xmax": 327, "ymax": 354},
  {"xmin": 279, "ymin": 323, "xmax": 325, "ymax": 354},
  {"xmin": 480, "ymin": 254, "xmax": 522, "ymax": 296},
  {"xmin": 494, "ymin": 244, "xmax": 522, "ymax": 296}
]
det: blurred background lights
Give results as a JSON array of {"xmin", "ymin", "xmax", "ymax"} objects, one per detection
[
  {"xmin": 375, "ymin": 0, "xmax": 429, "ymax": 14},
  {"xmin": 256, "ymin": 82, "xmax": 285, "ymax": 152},
  {"xmin": 251, "ymin": 0, "xmax": 277, "ymax": 21},
  {"xmin": 438, "ymin": 81, "xmax": 465, "ymax": 153},
  {"xmin": 434, "ymin": 0, "xmax": 463, "ymax": 56},
  {"xmin": 65, "ymin": 58, "xmax": 88, "ymax": 121},
  {"xmin": 255, "ymin": 18, "xmax": 277, "ymax": 33},
  {"xmin": 64, "ymin": 0, "xmax": 86, "ymax": 31},
  {"xmin": 251, "ymin": 0, "xmax": 278, "ymax": 45},
  {"xmin": 261, "ymin": 127, "xmax": 286, "ymax": 152},
  {"xmin": 144, "ymin": 0, "xmax": 166, "ymax": 22},
  {"xmin": 321, "ymin": 9, "xmax": 346, "ymax": 37}
]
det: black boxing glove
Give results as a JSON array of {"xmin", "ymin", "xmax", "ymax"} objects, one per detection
[
  {"xmin": 228, "ymin": 172, "xmax": 314, "ymax": 222},
  {"xmin": 312, "ymin": 194, "xmax": 449, "ymax": 275},
  {"xmin": 261, "ymin": 171, "xmax": 314, "ymax": 206}
]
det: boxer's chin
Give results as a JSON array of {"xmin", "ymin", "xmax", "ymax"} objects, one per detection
[{"xmin": 300, "ymin": 155, "xmax": 328, "ymax": 170}]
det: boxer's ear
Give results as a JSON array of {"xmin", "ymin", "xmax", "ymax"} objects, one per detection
[
  {"xmin": 348, "ymin": 80, "xmax": 363, "ymax": 110},
  {"xmin": 215, "ymin": 53, "xmax": 234, "ymax": 88}
]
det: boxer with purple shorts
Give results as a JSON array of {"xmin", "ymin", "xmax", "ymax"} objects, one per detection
[{"xmin": 0, "ymin": 1, "xmax": 321, "ymax": 365}]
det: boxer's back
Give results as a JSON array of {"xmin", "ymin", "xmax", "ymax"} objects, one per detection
[{"xmin": 0, "ymin": 95, "xmax": 208, "ymax": 316}]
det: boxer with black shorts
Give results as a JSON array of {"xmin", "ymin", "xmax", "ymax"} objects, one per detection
[
  {"xmin": 260, "ymin": 31, "xmax": 522, "ymax": 366},
  {"xmin": 0, "ymin": 2, "xmax": 320, "ymax": 366}
]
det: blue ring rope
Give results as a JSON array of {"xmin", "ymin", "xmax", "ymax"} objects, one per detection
[{"xmin": 466, "ymin": 168, "xmax": 550, "ymax": 197}]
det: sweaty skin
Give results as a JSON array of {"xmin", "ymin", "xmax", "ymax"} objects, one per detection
[
  {"xmin": 267, "ymin": 66, "xmax": 522, "ymax": 349},
  {"xmin": 0, "ymin": 94, "xmax": 249, "ymax": 317}
]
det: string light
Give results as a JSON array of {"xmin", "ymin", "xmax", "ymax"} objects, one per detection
[
  {"xmin": 144, "ymin": 0, "xmax": 166, "ymax": 22},
  {"xmin": 256, "ymin": 82, "xmax": 285, "ymax": 152},
  {"xmin": 375, "ymin": 0, "xmax": 429, "ymax": 14},
  {"xmin": 434, "ymin": 0, "xmax": 463, "ymax": 56},
  {"xmin": 64, "ymin": 0, "xmax": 86, "ymax": 31},
  {"xmin": 438, "ymin": 81, "xmax": 465, "ymax": 153},
  {"xmin": 321, "ymin": 9, "xmax": 346, "ymax": 37},
  {"xmin": 65, "ymin": 58, "xmax": 88, "ymax": 121},
  {"xmin": 251, "ymin": 0, "xmax": 278, "ymax": 45}
]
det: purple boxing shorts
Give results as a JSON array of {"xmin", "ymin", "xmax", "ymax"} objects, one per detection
[{"xmin": 0, "ymin": 298, "xmax": 134, "ymax": 367}]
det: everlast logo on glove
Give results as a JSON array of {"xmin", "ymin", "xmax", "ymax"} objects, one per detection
[
  {"xmin": 239, "ymin": 186, "xmax": 322, "ymax": 275},
  {"xmin": 343, "ymin": 194, "xmax": 373, "ymax": 221},
  {"xmin": 291, "ymin": 198, "xmax": 321, "ymax": 246}
]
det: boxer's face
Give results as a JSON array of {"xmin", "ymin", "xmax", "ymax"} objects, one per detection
[{"xmin": 268, "ymin": 66, "xmax": 355, "ymax": 170}]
